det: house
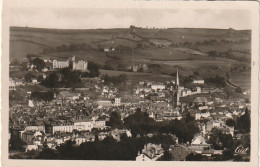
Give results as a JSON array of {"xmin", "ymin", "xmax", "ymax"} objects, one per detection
[
  {"xmin": 151, "ymin": 84, "xmax": 165, "ymax": 91},
  {"xmin": 73, "ymin": 118, "xmax": 93, "ymax": 132},
  {"xmin": 52, "ymin": 124, "xmax": 74, "ymax": 134},
  {"xmin": 55, "ymin": 137, "xmax": 65, "ymax": 146},
  {"xmin": 181, "ymin": 88, "xmax": 192, "ymax": 97},
  {"xmin": 190, "ymin": 135, "xmax": 211, "ymax": 152},
  {"xmin": 136, "ymin": 143, "xmax": 164, "ymax": 161},
  {"xmin": 193, "ymin": 97, "xmax": 208, "ymax": 105},
  {"xmin": 57, "ymin": 91, "xmax": 80, "ymax": 101},
  {"xmin": 96, "ymin": 100, "xmax": 113, "ymax": 108},
  {"xmin": 26, "ymin": 144, "xmax": 38, "ymax": 152},
  {"xmin": 104, "ymin": 47, "xmax": 114, "ymax": 52},
  {"xmin": 25, "ymin": 125, "xmax": 45, "ymax": 132},
  {"xmin": 42, "ymin": 68, "xmax": 49, "ymax": 72},
  {"xmin": 109, "ymin": 129, "xmax": 132, "ymax": 141},
  {"xmin": 215, "ymin": 98, "xmax": 223, "ymax": 103},
  {"xmin": 31, "ymin": 78, "xmax": 38, "ymax": 84},
  {"xmin": 20, "ymin": 130, "xmax": 35, "ymax": 143},
  {"xmin": 92, "ymin": 119, "xmax": 106, "ymax": 129},
  {"xmin": 75, "ymin": 136, "xmax": 87, "ymax": 145},
  {"xmin": 114, "ymin": 97, "xmax": 121, "ymax": 106},
  {"xmin": 98, "ymin": 132, "xmax": 108, "ymax": 141},
  {"xmin": 42, "ymin": 73, "xmax": 47, "ymax": 79},
  {"xmin": 28, "ymin": 100, "xmax": 36, "ymax": 107},
  {"xmin": 9, "ymin": 78, "xmax": 24, "ymax": 90},
  {"xmin": 162, "ymin": 111, "xmax": 182, "ymax": 120},
  {"xmin": 191, "ymin": 135, "xmax": 206, "ymax": 145},
  {"xmin": 193, "ymin": 79, "xmax": 205, "ymax": 84},
  {"xmin": 9, "ymin": 78, "xmax": 16, "ymax": 90}
]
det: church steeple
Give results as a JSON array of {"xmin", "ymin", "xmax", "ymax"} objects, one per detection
[
  {"xmin": 176, "ymin": 67, "xmax": 179, "ymax": 89},
  {"xmin": 176, "ymin": 67, "xmax": 180, "ymax": 106}
]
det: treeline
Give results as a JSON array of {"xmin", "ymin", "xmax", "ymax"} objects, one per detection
[
  {"xmin": 14, "ymin": 134, "xmax": 175, "ymax": 160},
  {"xmin": 103, "ymin": 74, "xmax": 127, "ymax": 86},
  {"xmin": 41, "ymin": 68, "xmax": 81, "ymax": 88},
  {"xmin": 109, "ymin": 108, "xmax": 200, "ymax": 143},
  {"xmin": 208, "ymin": 50, "xmax": 250, "ymax": 63},
  {"xmin": 226, "ymin": 107, "xmax": 250, "ymax": 134},
  {"xmin": 41, "ymin": 62, "xmax": 100, "ymax": 88},
  {"xmin": 42, "ymin": 43, "xmax": 92, "ymax": 54},
  {"xmin": 31, "ymin": 91, "xmax": 54, "ymax": 102}
]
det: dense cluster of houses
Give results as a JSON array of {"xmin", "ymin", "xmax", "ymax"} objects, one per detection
[
  {"xmin": 19, "ymin": 126, "xmax": 132, "ymax": 152},
  {"xmin": 9, "ymin": 59, "xmax": 251, "ymax": 161}
]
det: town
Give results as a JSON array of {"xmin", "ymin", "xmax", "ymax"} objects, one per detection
[{"xmin": 9, "ymin": 52, "xmax": 250, "ymax": 161}]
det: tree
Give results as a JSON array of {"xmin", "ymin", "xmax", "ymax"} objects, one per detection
[
  {"xmin": 107, "ymin": 112, "xmax": 124, "ymax": 129},
  {"xmin": 37, "ymin": 148, "xmax": 57, "ymax": 159},
  {"xmin": 41, "ymin": 73, "xmax": 59, "ymax": 88},
  {"xmin": 87, "ymin": 61, "xmax": 100, "ymax": 77},
  {"xmin": 186, "ymin": 153, "xmax": 208, "ymax": 161},
  {"xmin": 158, "ymin": 150, "xmax": 172, "ymax": 161},
  {"xmin": 235, "ymin": 87, "xmax": 243, "ymax": 93},
  {"xmin": 193, "ymin": 71, "xmax": 200, "ymax": 76},
  {"xmin": 185, "ymin": 112, "xmax": 195, "ymax": 123},
  {"xmin": 60, "ymin": 68, "xmax": 81, "ymax": 88},
  {"xmin": 24, "ymin": 72, "xmax": 36, "ymax": 83},
  {"xmin": 10, "ymin": 59, "xmax": 20, "ymax": 66},
  {"xmin": 237, "ymin": 107, "xmax": 250, "ymax": 133},
  {"xmin": 226, "ymin": 119, "xmax": 236, "ymax": 127},
  {"xmin": 31, "ymin": 91, "xmax": 54, "ymax": 102},
  {"xmin": 32, "ymin": 58, "xmax": 45, "ymax": 71},
  {"xmin": 222, "ymin": 149, "xmax": 234, "ymax": 160},
  {"xmin": 208, "ymin": 128, "xmax": 234, "ymax": 150},
  {"xmin": 9, "ymin": 133, "xmax": 26, "ymax": 152}
]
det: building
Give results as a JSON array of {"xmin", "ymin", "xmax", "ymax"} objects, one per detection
[
  {"xmin": 9, "ymin": 78, "xmax": 24, "ymax": 90},
  {"xmin": 57, "ymin": 91, "xmax": 80, "ymax": 101},
  {"xmin": 109, "ymin": 129, "xmax": 132, "ymax": 141},
  {"xmin": 9, "ymin": 78, "xmax": 16, "ymax": 90},
  {"xmin": 175, "ymin": 68, "xmax": 181, "ymax": 106},
  {"xmin": 72, "ymin": 59, "xmax": 88, "ymax": 71},
  {"xmin": 31, "ymin": 78, "xmax": 38, "ymax": 84},
  {"xmin": 114, "ymin": 97, "xmax": 121, "ymax": 106},
  {"xmin": 193, "ymin": 79, "xmax": 205, "ymax": 84},
  {"xmin": 96, "ymin": 100, "xmax": 113, "ymax": 108},
  {"xmin": 136, "ymin": 143, "xmax": 164, "ymax": 161},
  {"xmin": 73, "ymin": 118, "xmax": 93, "ymax": 132},
  {"xmin": 151, "ymin": 84, "xmax": 165, "ymax": 91},
  {"xmin": 52, "ymin": 124, "xmax": 74, "ymax": 134},
  {"xmin": 193, "ymin": 97, "xmax": 208, "ymax": 106},
  {"xmin": 92, "ymin": 118, "xmax": 106, "ymax": 129},
  {"xmin": 53, "ymin": 59, "xmax": 69, "ymax": 69},
  {"xmin": 25, "ymin": 126, "xmax": 45, "ymax": 132}
]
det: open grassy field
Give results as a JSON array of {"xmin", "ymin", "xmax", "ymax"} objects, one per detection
[
  {"xmin": 10, "ymin": 27, "xmax": 251, "ymax": 60},
  {"xmin": 135, "ymin": 28, "xmax": 250, "ymax": 44},
  {"xmin": 100, "ymin": 70, "xmax": 175, "ymax": 82},
  {"xmin": 229, "ymin": 71, "xmax": 251, "ymax": 90}
]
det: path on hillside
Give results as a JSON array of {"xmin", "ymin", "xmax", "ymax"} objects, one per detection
[{"xmin": 226, "ymin": 80, "xmax": 238, "ymax": 88}]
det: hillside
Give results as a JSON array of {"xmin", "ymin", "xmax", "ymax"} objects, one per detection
[
  {"xmin": 9, "ymin": 26, "xmax": 251, "ymax": 89},
  {"xmin": 10, "ymin": 26, "xmax": 251, "ymax": 60}
]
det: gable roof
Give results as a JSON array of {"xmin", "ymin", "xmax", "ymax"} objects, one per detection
[
  {"xmin": 193, "ymin": 97, "xmax": 208, "ymax": 103},
  {"xmin": 57, "ymin": 91, "xmax": 79, "ymax": 98}
]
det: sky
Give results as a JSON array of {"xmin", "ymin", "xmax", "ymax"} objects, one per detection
[{"xmin": 9, "ymin": 8, "xmax": 251, "ymax": 30}]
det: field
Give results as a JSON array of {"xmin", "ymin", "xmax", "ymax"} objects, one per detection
[
  {"xmin": 229, "ymin": 71, "xmax": 251, "ymax": 90},
  {"xmin": 100, "ymin": 70, "xmax": 175, "ymax": 82},
  {"xmin": 9, "ymin": 26, "xmax": 251, "ymax": 88}
]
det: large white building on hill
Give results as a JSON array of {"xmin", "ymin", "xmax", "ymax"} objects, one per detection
[{"xmin": 53, "ymin": 59, "xmax": 69, "ymax": 69}]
